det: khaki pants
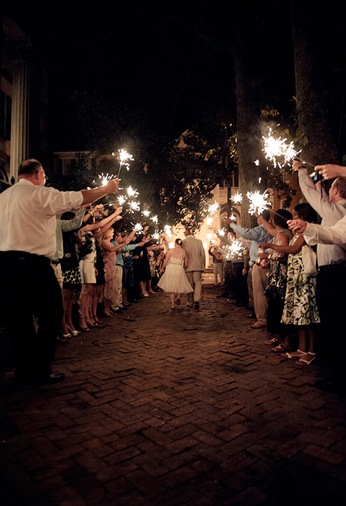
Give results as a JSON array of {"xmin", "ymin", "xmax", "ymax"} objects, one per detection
[{"xmin": 186, "ymin": 271, "xmax": 203, "ymax": 304}]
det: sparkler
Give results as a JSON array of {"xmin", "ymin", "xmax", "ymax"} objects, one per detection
[
  {"xmin": 246, "ymin": 190, "xmax": 271, "ymax": 215},
  {"xmin": 262, "ymin": 128, "xmax": 300, "ymax": 168},
  {"xmin": 133, "ymin": 223, "xmax": 143, "ymax": 232},
  {"xmin": 208, "ymin": 202, "xmax": 219, "ymax": 214},
  {"xmin": 231, "ymin": 192, "xmax": 243, "ymax": 204},
  {"xmin": 95, "ymin": 173, "xmax": 115, "ymax": 186},
  {"xmin": 112, "ymin": 148, "xmax": 134, "ymax": 178}
]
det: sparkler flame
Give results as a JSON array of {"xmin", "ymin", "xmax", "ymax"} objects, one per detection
[
  {"xmin": 262, "ymin": 127, "xmax": 300, "ymax": 168},
  {"xmin": 208, "ymin": 202, "xmax": 219, "ymax": 214},
  {"xmin": 246, "ymin": 190, "xmax": 271, "ymax": 215},
  {"xmin": 231, "ymin": 192, "xmax": 243, "ymax": 204},
  {"xmin": 128, "ymin": 200, "xmax": 140, "ymax": 212},
  {"xmin": 112, "ymin": 148, "xmax": 134, "ymax": 177},
  {"xmin": 126, "ymin": 185, "xmax": 138, "ymax": 197},
  {"xmin": 97, "ymin": 173, "xmax": 115, "ymax": 186}
]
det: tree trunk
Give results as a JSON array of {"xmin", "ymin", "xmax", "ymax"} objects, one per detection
[{"xmin": 290, "ymin": 0, "xmax": 339, "ymax": 165}]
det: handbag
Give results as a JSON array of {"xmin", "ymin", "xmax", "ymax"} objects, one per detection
[
  {"xmin": 264, "ymin": 259, "xmax": 286, "ymax": 301},
  {"xmin": 301, "ymin": 245, "xmax": 317, "ymax": 277}
]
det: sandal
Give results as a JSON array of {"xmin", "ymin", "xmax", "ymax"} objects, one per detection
[
  {"xmin": 264, "ymin": 337, "xmax": 279, "ymax": 346},
  {"xmin": 298, "ymin": 352, "xmax": 317, "ymax": 365},
  {"xmin": 79, "ymin": 318, "xmax": 90, "ymax": 332},
  {"xmin": 285, "ymin": 349, "xmax": 307, "ymax": 359},
  {"xmin": 272, "ymin": 344, "xmax": 289, "ymax": 353}
]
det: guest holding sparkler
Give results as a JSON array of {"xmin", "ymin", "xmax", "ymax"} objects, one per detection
[
  {"xmin": 157, "ymin": 238, "xmax": 193, "ymax": 310},
  {"xmin": 287, "ymin": 163, "xmax": 346, "ymax": 392},
  {"xmin": 225, "ymin": 211, "xmax": 272, "ymax": 319},
  {"xmin": 260, "ymin": 204, "xmax": 320, "ymax": 364},
  {"xmin": 0, "ymin": 159, "xmax": 119, "ymax": 385},
  {"xmin": 78, "ymin": 207, "xmax": 122, "ymax": 328},
  {"xmin": 257, "ymin": 209, "xmax": 292, "ymax": 351}
]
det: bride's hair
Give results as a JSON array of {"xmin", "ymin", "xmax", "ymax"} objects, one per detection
[{"xmin": 175, "ymin": 238, "xmax": 183, "ymax": 246}]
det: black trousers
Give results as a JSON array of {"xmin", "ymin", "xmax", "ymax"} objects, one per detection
[
  {"xmin": 0, "ymin": 251, "xmax": 63, "ymax": 380},
  {"xmin": 316, "ymin": 263, "xmax": 346, "ymax": 386}
]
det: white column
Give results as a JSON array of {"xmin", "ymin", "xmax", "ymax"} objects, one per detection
[{"xmin": 9, "ymin": 59, "xmax": 30, "ymax": 183}]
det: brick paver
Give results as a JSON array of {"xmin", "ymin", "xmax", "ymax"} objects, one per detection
[{"xmin": 1, "ymin": 280, "xmax": 346, "ymax": 505}]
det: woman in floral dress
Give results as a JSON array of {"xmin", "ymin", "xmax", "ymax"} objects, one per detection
[{"xmin": 260, "ymin": 203, "xmax": 320, "ymax": 364}]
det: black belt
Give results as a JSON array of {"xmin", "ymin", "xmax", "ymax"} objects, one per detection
[
  {"xmin": 319, "ymin": 261, "xmax": 346, "ymax": 272},
  {"xmin": 0, "ymin": 250, "xmax": 50, "ymax": 263},
  {"xmin": 51, "ymin": 259, "xmax": 61, "ymax": 265}
]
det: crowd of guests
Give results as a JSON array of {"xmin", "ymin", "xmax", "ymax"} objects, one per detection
[
  {"xmin": 210, "ymin": 162, "xmax": 346, "ymax": 394},
  {"xmin": 54, "ymin": 204, "xmax": 166, "ymax": 340},
  {"xmin": 1, "ymin": 158, "xmax": 346, "ymax": 395}
]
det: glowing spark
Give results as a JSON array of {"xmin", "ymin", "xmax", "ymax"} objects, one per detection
[
  {"xmin": 112, "ymin": 148, "xmax": 134, "ymax": 177},
  {"xmin": 206, "ymin": 217, "xmax": 213, "ymax": 226},
  {"xmin": 262, "ymin": 128, "xmax": 300, "ymax": 168},
  {"xmin": 126, "ymin": 185, "xmax": 138, "ymax": 197},
  {"xmin": 97, "ymin": 173, "xmax": 115, "ymax": 186},
  {"xmin": 229, "ymin": 214, "xmax": 237, "ymax": 222},
  {"xmin": 228, "ymin": 239, "xmax": 244, "ymax": 256},
  {"xmin": 208, "ymin": 202, "xmax": 219, "ymax": 214},
  {"xmin": 128, "ymin": 200, "xmax": 140, "ymax": 212},
  {"xmin": 142, "ymin": 210, "xmax": 151, "ymax": 217},
  {"xmin": 231, "ymin": 192, "xmax": 243, "ymax": 204},
  {"xmin": 246, "ymin": 190, "xmax": 271, "ymax": 215},
  {"xmin": 151, "ymin": 215, "xmax": 158, "ymax": 224},
  {"xmin": 134, "ymin": 223, "xmax": 143, "ymax": 232},
  {"xmin": 164, "ymin": 225, "xmax": 172, "ymax": 238},
  {"xmin": 117, "ymin": 195, "xmax": 126, "ymax": 206},
  {"xmin": 152, "ymin": 232, "xmax": 160, "ymax": 240},
  {"xmin": 218, "ymin": 229, "xmax": 225, "ymax": 237}
]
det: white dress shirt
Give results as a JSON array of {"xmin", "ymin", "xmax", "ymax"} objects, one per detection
[
  {"xmin": 298, "ymin": 169, "xmax": 346, "ymax": 265},
  {"xmin": 0, "ymin": 179, "xmax": 83, "ymax": 259},
  {"xmin": 304, "ymin": 217, "xmax": 346, "ymax": 250}
]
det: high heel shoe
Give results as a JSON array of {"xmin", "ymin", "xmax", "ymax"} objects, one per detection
[
  {"xmin": 85, "ymin": 318, "xmax": 95, "ymax": 328},
  {"xmin": 67, "ymin": 326, "xmax": 80, "ymax": 337},
  {"xmin": 79, "ymin": 318, "xmax": 90, "ymax": 331},
  {"xmin": 102, "ymin": 311, "xmax": 114, "ymax": 318}
]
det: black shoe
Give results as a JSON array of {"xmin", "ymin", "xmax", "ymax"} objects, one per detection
[
  {"xmin": 32, "ymin": 373, "xmax": 65, "ymax": 386},
  {"xmin": 57, "ymin": 336, "xmax": 69, "ymax": 343},
  {"xmin": 194, "ymin": 301, "xmax": 200, "ymax": 311},
  {"xmin": 16, "ymin": 372, "xmax": 65, "ymax": 386},
  {"xmin": 247, "ymin": 312, "xmax": 256, "ymax": 319}
]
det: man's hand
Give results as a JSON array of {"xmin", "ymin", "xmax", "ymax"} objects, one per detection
[
  {"xmin": 105, "ymin": 178, "xmax": 119, "ymax": 194},
  {"xmin": 287, "ymin": 219, "xmax": 307, "ymax": 235},
  {"xmin": 315, "ymin": 164, "xmax": 346, "ymax": 180}
]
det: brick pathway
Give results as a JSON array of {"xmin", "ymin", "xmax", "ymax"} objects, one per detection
[{"xmin": 1, "ymin": 281, "xmax": 346, "ymax": 505}]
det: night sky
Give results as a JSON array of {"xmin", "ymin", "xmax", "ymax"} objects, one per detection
[{"xmin": 4, "ymin": 1, "xmax": 335, "ymax": 153}]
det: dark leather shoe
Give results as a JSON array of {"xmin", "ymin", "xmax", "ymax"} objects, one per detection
[
  {"xmin": 33, "ymin": 373, "xmax": 65, "ymax": 386},
  {"xmin": 247, "ymin": 312, "xmax": 256, "ymax": 319},
  {"xmin": 193, "ymin": 301, "xmax": 200, "ymax": 311}
]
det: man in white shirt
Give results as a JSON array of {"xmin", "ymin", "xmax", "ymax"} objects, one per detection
[
  {"xmin": 0, "ymin": 159, "xmax": 119, "ymax": 386},
  {"xmin": 292, "ymin": 163, "xmax": 346, "ymax": 393}
]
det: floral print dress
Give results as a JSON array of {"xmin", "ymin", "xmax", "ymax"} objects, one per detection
[{"xmin": 281, "ymin": 235, "xmax": 320, "ymax": 326}]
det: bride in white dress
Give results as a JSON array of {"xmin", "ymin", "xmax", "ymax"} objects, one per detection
[{"xmin": 157, "ymin": 238, "xmax": 193, "ymax": 309}]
